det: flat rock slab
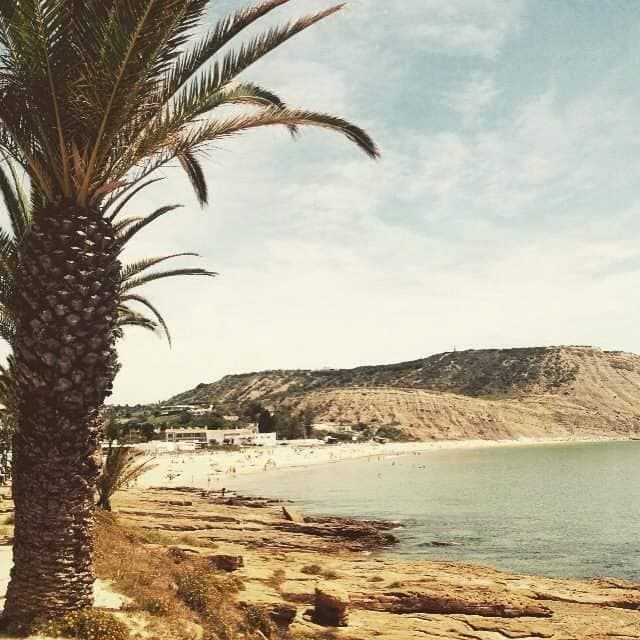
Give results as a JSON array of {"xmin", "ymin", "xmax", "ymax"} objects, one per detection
[{"xmin": 114, "ymin": 488, "xmax": 640, "ymax": 639}]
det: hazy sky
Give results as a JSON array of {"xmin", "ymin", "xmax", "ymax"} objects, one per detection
[{"xmin": 6, "ymin": 1, "xmax": 640, "ymax": 404}]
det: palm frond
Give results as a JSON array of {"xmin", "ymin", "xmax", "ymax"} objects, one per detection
[
  {"xmin": 0, "ymin": 0, "xmax": 378, "ymax": 218},
  {"xmin": 169, "ymin": 3, "xmax": 344, "ymax": 105},
  {"xmin": 0, "ymin": 158, "xmax": 30, "ymax": 240},
  {"xmin": 130, "ymin": 106, "xmax": 378, "ymax": 187},
  {"xmin": 176, "ymin": 150, "xmax": 207, "ymax": 205},
  {"xmin": 96, "ymin": 445, "xmax": 156, "ymax": 510},
  {"xmin": 162, "ymin": 0, "xmax": 292, "ymax": 101},
  {"xmin": 194, "ymin": 107, "xmax": 378, "ymax": 157},
  {"xmin": 106, "ymin": 177, "xmax": 165, "ymax": 220},
  {"xmin": 78, "ymin": 1, "xmax": 208, "ymax": 199},
  {"xmin": 5, "ymin": 159, "xmax": 30, "ymax": 237},
  {"xmin": 0, "ymin": 0, "xmax": 76, "ymax": 194},
  {"xmin": 117, "ymin": 204, "xmax": 183, "ymax": 244},
  {"xmin": 0, "ymin": 308, "xmax": 15, "ymax": 343},
  {"xmin": 121, "ymin": 252, "xmax": 199, "ymax": 281},
  {"xmin": 0, "ymin": 229, "xmax": 17, "ymax": 309},
  {"xmin": 120, "ymin": 292, "xmax": 172, "ymax": 345},
  {"xmin": 122, "ymin": 267, "xmax": 216, "ymax": 292},
  {"xmin": 114, "ymin": 215, "xmax": 144, "ymax": 234},
  {"xmin": 118, "ymin": 304, "xmax": 160, "ymax": 334}
]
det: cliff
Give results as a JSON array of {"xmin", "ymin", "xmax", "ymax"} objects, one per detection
[{"xmin": 169, "ymin": 346, "xmax": 640, "ymax": 440}]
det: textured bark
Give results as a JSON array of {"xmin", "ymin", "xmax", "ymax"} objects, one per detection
[{"xmin": 3, "ymin": 200, "xmax": 121, "ymax": 621}]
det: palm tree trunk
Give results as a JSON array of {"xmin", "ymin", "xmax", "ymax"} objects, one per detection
[{"xmin": 3, "ymin": 201, "xmax": 121, "ymax": 622}]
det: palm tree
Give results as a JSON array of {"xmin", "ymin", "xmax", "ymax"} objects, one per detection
[
  {"xmin": 0, "ymin": 157, "xmax": 217, "ymax": 419},
  {"xmin": 0, "ymin": 0, "xmax": 378, "ymax": 622},
  {"xmin": 96, "ymin": 442, "xmax": 155, "ymax": 512},
  {"xmin": 0, "ymin": 160, "xmax": 216, "ymax": 346}
]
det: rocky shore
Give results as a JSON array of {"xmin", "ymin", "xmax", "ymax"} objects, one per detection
[{"xmin": 114, "ymin": 487, "xmax": 640, "ymax": 639}]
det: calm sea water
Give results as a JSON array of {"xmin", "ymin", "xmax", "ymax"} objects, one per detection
[{"xmin": 227, "ymin": 441, "xmax": 640, "ymax": 580}]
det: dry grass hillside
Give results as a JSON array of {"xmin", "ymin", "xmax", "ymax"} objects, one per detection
[{"xmin": 170, "ymin": 346, "xmax": 640, "ymax": 441}]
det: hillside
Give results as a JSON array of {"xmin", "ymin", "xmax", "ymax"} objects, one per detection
[{"xmin": 169, "ymin": 346, "xmax": 640, "ymax": 441}]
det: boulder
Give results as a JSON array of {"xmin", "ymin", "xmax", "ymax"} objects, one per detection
[
  {"xmin": 282, "ymin": 505, "xmax": 305, "ymax": 523},
  {"xmin": 276, "ymin": 517, "xmax": 398, "ymax": 551},
  {"xmin": 208, "ymin": 554, "xmax": 245, "ymax": 572},
  {"xmin": 269, "ymin": 603, "xmax": 297, "ymax": 628},
  {"xmin": 314, "ymin": 585, "xmax": 350, "ymax": 627}
]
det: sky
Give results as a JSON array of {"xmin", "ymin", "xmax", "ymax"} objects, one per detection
[{"xmin": 7, "ymin": 1, "xmax": 640, "ymax": 404}]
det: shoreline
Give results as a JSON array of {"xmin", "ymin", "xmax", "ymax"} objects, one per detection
[
  {"xmin": 109, "ymin": 486, "xmax": 640, "ymax": 638},
  {"xmin": 137, "ymin": 434, "xmax": 631, "ymax": 489}
]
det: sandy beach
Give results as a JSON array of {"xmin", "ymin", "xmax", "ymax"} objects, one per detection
[{"xmin": 137, "ymin": 436, "xmax": 618, "ymax": 489}]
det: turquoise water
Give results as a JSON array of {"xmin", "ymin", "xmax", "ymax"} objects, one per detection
[{"xmin": 227, "ymin": 441, "xmax": 640, "ymax": 580}]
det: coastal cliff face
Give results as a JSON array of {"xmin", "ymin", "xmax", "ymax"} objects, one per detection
[{"xmin": 170, "ymin": 346, "xmax": 640, "ymax": 440}]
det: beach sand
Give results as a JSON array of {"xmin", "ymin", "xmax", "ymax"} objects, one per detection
[{"xmin": 137, "ymin": 435, "xmax": 616, "ymax": 489}]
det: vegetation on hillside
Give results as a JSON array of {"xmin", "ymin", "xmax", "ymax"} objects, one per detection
[
  {"xmin": 242, "ymin": 401, "xmax": 315, "ymax": 439},
  {"xmin": 169, "ymin": 346, "xmax": 588, "ymax": 410}
]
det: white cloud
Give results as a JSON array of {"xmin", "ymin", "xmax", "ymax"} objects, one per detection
[
  {"xmin": 352, "ymin": 0, "xmax": 523, "ymax": 59},
  {"xmin": 406, "ymin": 91, "xmax": 640, "ymax": 220},
  {"xmin": 445, "ymin": 72, "xmax": 500, "ymax": 124}
]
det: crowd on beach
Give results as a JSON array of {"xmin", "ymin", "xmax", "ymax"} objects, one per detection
[{"xmin": 136, "ymin": 437, "xmax": 579, "ymax": 489}]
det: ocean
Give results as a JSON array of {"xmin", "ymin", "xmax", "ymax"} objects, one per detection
[{"xmin": 227, "ymin": 440, "xmax": 640, "ymax": 580}]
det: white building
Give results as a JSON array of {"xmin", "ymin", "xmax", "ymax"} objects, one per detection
[
  {"xmin": 254, "ymin": 432, "xmax": 277, "ymax": 446},
  {"xmin": 190, "ymin": 406, "xmax": 213, "ymax": 416},
  {"xmin": 165, "ymin": 427, "xmax": 258, "ymax": 447},
  {"xmin": 159, "ymin": 404, "xmax": 212, "ymax": 416},
  {"xmin": 164, "ymin": 428, "xmax": 208, "ymax": 444}
]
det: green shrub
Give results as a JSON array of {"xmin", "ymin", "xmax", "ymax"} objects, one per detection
[
  {"xmin": 167, "ymin": 546, "xmax": 189, "ymax": 563},
  {"xmin": 141, "ymin": 596, "xmax": 172, "ymax": 616},
  {"xmin": 175, "ymin": 568, "xmax": 245, "ymax": 640},
  {"xmin": 31, "ymin": 609, "xmax": 129, "ymax": 640},
  {"xmin": 176, "ymin": 569, "xmax": 212, "ymax": 614},
  {"xmin": 175, "ymin": 567, "xmax": 242, "ymax": 615},
  {"xmin": 375, "ymin": 425, "xmax": 415, "ymax": 442},
  {"xmin": 242, "ymin": 604, "xmax": 275, "ymax": 637}
]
